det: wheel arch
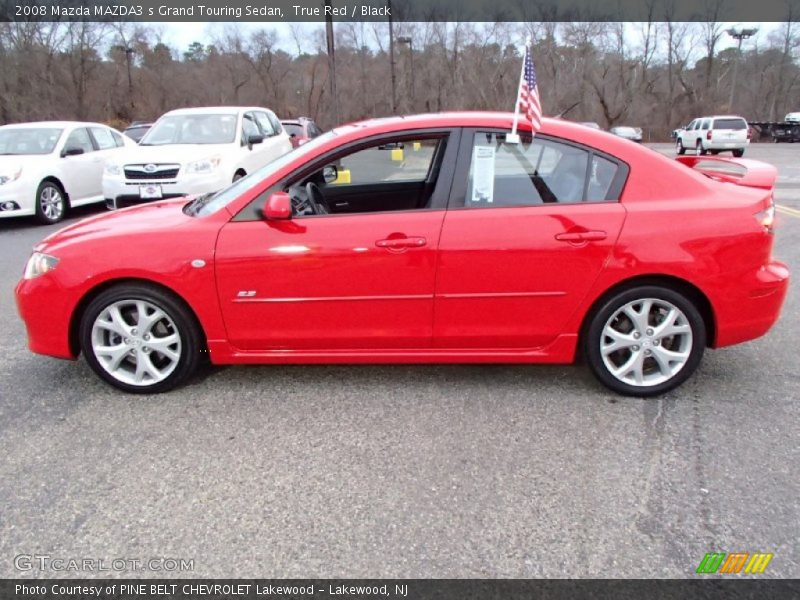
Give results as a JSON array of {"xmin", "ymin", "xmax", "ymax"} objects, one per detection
[
  {"xmin": 68, "ymin": 277, "xmax": 208, "ymax": 356},
  {"xmin": 578, "ymin": 274, "xmax": 717, "ymax": 352}
]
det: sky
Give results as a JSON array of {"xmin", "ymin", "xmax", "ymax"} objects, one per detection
[{"xmin": 152, "ymin": 21, "xmax": 776, "ymax": 56}]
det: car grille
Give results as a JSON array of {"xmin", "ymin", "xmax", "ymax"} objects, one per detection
[{"xmin": 124, "ymin": 164, "xmax": 180, "ymax": 180}]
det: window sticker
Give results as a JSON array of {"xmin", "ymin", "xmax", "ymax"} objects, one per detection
[{"xmin": 471, "ymin": 145, "xmax": 495, "ymax": 203}]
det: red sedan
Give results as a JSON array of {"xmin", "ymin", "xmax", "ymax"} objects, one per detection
[{"xmin": 15, "ymin": 113, "xmax": 789, "ymax": 396}]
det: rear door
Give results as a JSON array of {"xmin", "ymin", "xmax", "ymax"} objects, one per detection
[{"xmin": 433, "ymin": 129, "xmax": 628, "ymax": 349}]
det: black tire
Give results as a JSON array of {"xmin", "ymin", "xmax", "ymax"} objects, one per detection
[
  {"xmin": 232, "ymin": 171, "xmax": 245, "ymax": 182},
  {"xmin": 79, "ymin": 284, "xmax": 203, "ymax": 393},
  {"xmin": 584, "ymin": 285, "xmax": 706, "ymax": 397},
  {"xmin": 732, "ymin": 149, "xmax": 745, "ymax": 157},
  {"xmin": 696, "ymin": 140, "xmax": 707, "ymax": 156},
  {"xmin": 676, "ymin": 138, "xmax": 686, "ymax": 155},
  {"xmin": 34, "ymin": 180, "xmax": 67, "ymax": 225}
]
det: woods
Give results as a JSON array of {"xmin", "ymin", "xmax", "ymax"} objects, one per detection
[{"xmin": 1, "ymin": 20, "xmax": 798, "ymax": 139}]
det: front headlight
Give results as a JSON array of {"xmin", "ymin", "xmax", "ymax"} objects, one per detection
[
  {"xmin": 0, "ymin": 166, "xmax": 22, "ymax": 185},
  {"xmin": 186, "ymin": 156, "xmax": 222, "ymax": 174},
  {"xmin": 104, "ymin": 163, "xmax": 122, "ymax": 175},
  {"xmin": 23, "ymin": 252, "xmax": 59, "ymax": 280}
]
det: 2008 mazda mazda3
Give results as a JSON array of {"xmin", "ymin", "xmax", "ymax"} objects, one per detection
[{"xmin": 15, "ymin": 113, "xmax": 789, "ymax": 396}]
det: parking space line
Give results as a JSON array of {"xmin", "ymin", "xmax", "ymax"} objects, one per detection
[{"xmin": 776, "ymin": 205, "xmax": 800, "ymax": 218}]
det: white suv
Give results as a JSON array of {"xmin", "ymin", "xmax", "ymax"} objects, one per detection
[
  {"xmin": 103, "ymin": 106, "xmax": 292, "ymax": 209},
  {"xmin": 675, "ymin": 115, "xmax": 749, "ymax": 157}
]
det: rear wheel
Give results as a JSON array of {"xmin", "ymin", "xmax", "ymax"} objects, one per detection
[
  {"xmin": 584, "ymin": 286, "xmax": 706, "ymax": 397},
  {"xmin": 34, "ymin": 181, "xmax": 67, "ymax": 225},
  {"xmin": 80, "ymin": 284, "xmax": 203, "ymax": 393},
  {"xmin": 732, "ymin": 148, "xmax": 745, "ymax": 157},
  {"xmin": 696, "ymin": 140, "xmax": 707, "ymax": 156},
  {"xmin": 675, "ymin": 138, "xmax": 686, "ymax": 155}
]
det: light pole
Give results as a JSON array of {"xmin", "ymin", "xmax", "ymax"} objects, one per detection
[
  {"xmin": 324, "ymin": 0, "xmax": 339, "ymax": 125},
  {"xmin": 397, "ymin": 36, "xmax": 415, "ymax": 111},
  {"xmin": 113, "ymin": 45, "xmax": 136, "ymax": 117},
  {"xmin": 388, "ymin": 0, "xmax": 396, "ymax": 113},
  {"xmin": 726, "ymin": 27, "xmax": 758, "ymax": 111}
]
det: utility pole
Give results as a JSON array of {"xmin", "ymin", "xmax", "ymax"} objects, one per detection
[
  {"xmin": 113, "ymin": 44, "xmax": 136, "ymax": 118},
  {"xmin": 388, "ymin": 0, "xmax": 396, "ymax": 113},
  {"xmin": 324, "ymin": 0, "xmax": 339, "ymax": 125},
  {"xmin": 726, "ymin": 27, "xmax": 758, "ymax": 111}
]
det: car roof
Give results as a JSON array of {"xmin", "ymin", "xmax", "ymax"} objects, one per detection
[
  {"xmin": 161, "ymin": 106, "xmax": 272, "ymax": 117},
  {"xmin": 694, "ymin": 115, "xmax": 747, "ymax": 120},
  {"xmin": 0, "ymin": 121, "xmax": 108, "ymax": 129}
]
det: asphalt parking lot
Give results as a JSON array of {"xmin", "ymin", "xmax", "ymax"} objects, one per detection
[{"xmin": 0, "ymin": 143, "xmax": 797, "ymax": 579}]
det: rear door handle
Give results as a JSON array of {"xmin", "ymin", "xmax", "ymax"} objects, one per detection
[
  {"xmin": 555, "ymin": 230, "xmax": 607, "ymax": 242},
  {"xmin": 376, "ymin": 236, "xmax": 427, "ymax": 249}
]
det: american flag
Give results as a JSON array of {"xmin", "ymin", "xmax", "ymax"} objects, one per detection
[{"xmin": 518, "ymin": 45, "xmax": 542, "ymax": 132}]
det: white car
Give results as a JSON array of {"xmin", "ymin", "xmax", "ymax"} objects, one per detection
[
  {"xmin": 609, "ymin": 126, "xmax": 643, "ymax": 142},
  {"xmin": 103, "ymin": 106, "xmax": 292, "ymax": 209},
  {"xmin": 0, "ymin": 121, "xmax": 135, "ymax": 224},
  {"xmin": 784, "ymin": 112, "xmax": 800, "ymax": 123},
  {"xmin": 675, "ymin": 115, "xmax": 749, "ymax": 157}
]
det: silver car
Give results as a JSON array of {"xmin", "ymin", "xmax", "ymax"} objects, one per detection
[{"xmin": 610, "ymin": 126, "xmax": 643, "ymax": 143}]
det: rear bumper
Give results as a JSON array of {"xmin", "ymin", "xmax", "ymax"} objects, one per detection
[{"xmin": 713, "ymin": 260, "xmax": 790, "ymax": 347}]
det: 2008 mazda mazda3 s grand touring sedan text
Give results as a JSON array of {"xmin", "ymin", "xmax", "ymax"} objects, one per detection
[{"xmin": 15, "ymin": 113, "xmax": 790, "ymax": 396}]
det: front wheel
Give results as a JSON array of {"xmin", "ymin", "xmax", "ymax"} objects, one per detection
[
  {"xmin": 35, "ymin": 181, "xmax": 67, "ymax": 225},
  {"xmin": 675, "ymin": 138, "xmax": 686, "ymax": 155},
  {"xmin": 584, "ymin": 286, "xmax": 706, "ymax": 397},
  {"xmin": 80, "ymin": 284, "xmax": 203, "ymax": 393}
]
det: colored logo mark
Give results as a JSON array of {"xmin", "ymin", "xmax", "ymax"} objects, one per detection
[{"xmin": 696, "ymin": 552, "xmax": 773, "ymax": 574}]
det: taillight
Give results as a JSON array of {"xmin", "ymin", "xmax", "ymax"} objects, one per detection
[
  {"xmin": 706, "ymin": 130, "xmax": 712, "ymax": 140},
  {"xmin": 755, "ymin": 199, "xmax": 775, "ymax": 234}
]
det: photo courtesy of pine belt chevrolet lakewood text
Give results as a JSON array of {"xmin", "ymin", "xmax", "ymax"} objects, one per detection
[{"xmin": 15, "ymin": 113, "xmax": 789, "ymax": 396}]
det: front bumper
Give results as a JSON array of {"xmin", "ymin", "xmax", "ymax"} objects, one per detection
[
  {"xmin": 0, "ymin": 181, "xmax": 35, "ymax": 218},
  {"xmin": 103, "ymin": 172, "xmax": 229, "ymax": 209},
  {"xmin": 713, "ymin": 260, "xmax": 790, "ymax": 348},
  {"xmin": 15, "ymin": 274, "xmax": 79, "ymax": 360}
]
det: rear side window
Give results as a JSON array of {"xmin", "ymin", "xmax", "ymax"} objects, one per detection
[
  {"xmin": 282, "ymin": 123, "xmax": 304, "ymax": 137},
  {"xmin": 466, "ymin": 132, "xmax": 599, "ymax": 206},
  {"xmin": 713, "ymin": 118, "xmax": 747, "ymax": 130}
]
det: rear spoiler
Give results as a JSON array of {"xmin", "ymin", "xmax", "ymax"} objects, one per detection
[{"xmin": 676, "ymin": 156, "xmax": 777, "ymax": 190}]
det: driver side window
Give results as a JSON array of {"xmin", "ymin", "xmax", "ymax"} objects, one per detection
[{"xmin": 288, "ymin": 134, "xmax": 449, "ymax": 217}]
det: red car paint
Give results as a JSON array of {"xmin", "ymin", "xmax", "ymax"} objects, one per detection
[{"xmin": 16, "ymin": 113, "xmax": 789, "ymax": 370}]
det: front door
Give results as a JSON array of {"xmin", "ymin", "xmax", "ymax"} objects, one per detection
[{"xmin": 214, "ymin": 130, "xmax": 457, "ymax": 351}]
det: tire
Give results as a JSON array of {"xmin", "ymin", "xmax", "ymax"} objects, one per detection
[
  {"xmin": 232, "ymin": 171, "xmax": 245, "ymax": 182},
  {"xmin": 584, "ymin": 285, "xmax": 706, "ymax": 397},
  {"xmin": 696, "ymin": 140, "xmax": 707, "ymax": 156},
  {"xmin": 710, "ymin": 150, "xmax": 720, "ymax": 155},
  {"xmin": 732, "ymin": 149, "xmax": 745, "ymax": 158},
  {"xmin": 79, "ymin": 284, "xmax": 203, "ymax": 393},
  {"xmin": 34, "ymin": 181, "xmax": 67, "ymax": 225},
  {"xmin": 676, "ymin": 138, "xmax": 686, "ymax": 155}
]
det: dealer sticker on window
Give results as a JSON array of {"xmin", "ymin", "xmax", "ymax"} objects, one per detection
[{"xmin": 471, "ymin": 145, "xmax": 495, "ymax": 203}]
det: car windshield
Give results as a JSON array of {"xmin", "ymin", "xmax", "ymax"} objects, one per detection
[
  {"xmin": 140, "ymin": 114, "xmax": 238, "ymax": 145},
  {"xmin": 187, "ymin": 129, "xmax": 338, "ymax": 217},
  {"xmin": 0, "ymin": 127, "xmax": 63, "ymax": 155}
]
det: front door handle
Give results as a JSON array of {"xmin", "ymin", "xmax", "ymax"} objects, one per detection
[
  {"xmin": 555, "ymin": 230, "xmax": 607, "ymax": 243},
  {"xmin": 375, "ymin": 236, "xmax": 427, "ymax": 249}
]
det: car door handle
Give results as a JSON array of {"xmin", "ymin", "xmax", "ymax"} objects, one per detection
[
  {"xmin": 376, "ymin": 236, "xmax": 427, "ymax": 249},
  {"xmin": 555, "ymin": 230, "xmax": 607, "ymax": 242}
]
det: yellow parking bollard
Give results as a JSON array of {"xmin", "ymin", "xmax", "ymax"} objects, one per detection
[
  {"xmin": 334, "ymin": 169, "xmax": 351, "ymax": 184},
  {"xmin": 413, "ymin": 142, "xmax": 421, "ymax": 151},
  {"xmin": 391, "ymin": 148, "xmax": 404, "ymax": 161}
]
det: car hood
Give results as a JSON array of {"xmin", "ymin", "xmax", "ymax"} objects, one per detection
[
  {"xmin": 110, "ymin": 144, "xmax": 233, "ymax": 166},
  {"xmin": 0, "ymin": 154, "xmax": 50, "ymax": 174},
  {"xmin": 37, "ymin": 198, "xmax": 195, "ymax": 252}
]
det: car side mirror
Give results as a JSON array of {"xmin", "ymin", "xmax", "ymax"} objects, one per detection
[
  {"xmin": 323, "ymin": 165, "xmax": 338, "ymax": 184},
  {"xmin": 263, "ymin": 191, "xmax": 292, "ymax": 220},
  {"xmin": 248, "ymin": 134, "xmax": 264, "ymax": 147},
  {"xmin": 62, "ymin": 146, "xmax": 84, "ymax": 157}
]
